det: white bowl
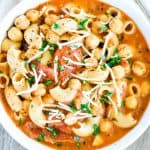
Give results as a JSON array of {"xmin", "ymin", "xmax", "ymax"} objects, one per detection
[{"xmin": 0, "ymin": 0, "xmax": 150, "ymax": 150}]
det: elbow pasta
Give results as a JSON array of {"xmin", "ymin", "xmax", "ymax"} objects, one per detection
[{"xmin": 0, "ymin": 0, "xmax": 150, "ymax": 149}]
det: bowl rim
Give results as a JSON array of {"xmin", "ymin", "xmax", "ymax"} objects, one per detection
[{"xmin": 0, "ymin": 0, "xmax": 150, "ymax": 150}]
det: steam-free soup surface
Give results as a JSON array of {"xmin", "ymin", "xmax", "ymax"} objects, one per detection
[{"xmin": 0, "ymin": 0, "xmax": 150, "ymax": 150}]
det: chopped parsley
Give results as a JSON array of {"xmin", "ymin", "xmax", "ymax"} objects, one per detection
[
  {"xmin": 81, "ymin": 60, "xmax": 86, "ymax": 64},
  {"xmin": 126, "ymin": 77, "xmax": 133, "ymax": 80},
  {"xmin": 31, "ymin": 64, "xmax": 36, "ymax": 69},
  {"xmin": 121, "ymin": 101, "xmax": 125, "ymax": 107},
  {"xmin": 44, "ymin": 80, "xmax": 53, "ymax": 86},
  {"xmin": 56, "ymin": 143, "xmax": 63, "ymax": 147},
  {"xmin": 18, "ymin": 118, "xmax": 24, "ymax": 126},
  {"xmin": 107, "ymin": 56, "xmax": 122, "ymax": 68},
  {"xmin": 69, "ymin": 104, "xmax": 77, "ymax": 113},
  {"xmin": 127, "ymin": 59, "xmax": 132, "ymax": 65},
  {"xmin": 44, "ymin": 110, "xmax": 51, "ymax": 115},
  {"xmin": 24, "ymin": 60, "xmax": 28, "ymax": 66},
  {"xmin": 37, "ymin": 133, "xmax": 45, "ymax": 142},
  {"xmin": 100, "ymin": 91, "xmax": 113, "ymax": 104},
  {"xmin": 101, "ymin": 24, "xmax": 108, "ymax": 32},
  {"xmin": 113, "ymin": 48, "xmax": 118, "ymax": 56},
  {"xmin": 47, "ymin": 126, "xmax": 59, "ymax": 138},
  {"xmin": 53, "ymin": 23, "xmax": 61, "ymax": 29},
  {"xmin": 0, "ymin": 70, "xmax": 3, "ymax": 74},
  {"xmin": 80, "ymin": 103, "xmax": 92, "ymax": 114},
  {"xmin": 93, "ymin": 124, "xmax": 100, "ymax": 136},
  {"xmin": 78, "ymin": 18, "xmax": 89, "ymax": 29},
  {"xmin": 100, "ymin": 63, "xmax": 106, "ymax": 70},
  {"xmin": 27, "ymin": 77, "xmax": 35, "ymax": 84},
  {"xmin": 49, "ymin": 43, "xmax": 58, "ymax": 51},
  {"xmin": 76, "ymin": 142, "xmax": 81, "ymax": 148},
  {"xmin": 36, "ymin": 57, "xmax": 41, "ymax": 62},
  {"xmin": 58, "ymin": 64, "xmax": 64, "ymax": 71},
  {"xmin": 31, "ymin": 104, "xmax": 34, "ymax": 108},
  {"xmin": 39, "ymin": 40, "xmax": 49, "ymax": 51}
]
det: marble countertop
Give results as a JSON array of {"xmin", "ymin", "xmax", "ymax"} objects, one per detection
[{"xmin": 0, "ymin": 0, "xmax": 150, "ymax": 150}]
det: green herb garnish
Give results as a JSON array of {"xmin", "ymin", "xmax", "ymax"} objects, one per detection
[
  {"xmin": 53, "ymin": 23, "xmax": 61, "ymax": 29},
  {"xmin": 36, "ymin": 57, "xmax": 41, "ymax": 62},
  {"xmin": 58, "ymin": 64, "xmax": 64, "ymax": 71},
  {"xmin": 31, "ymin": 64, "xmax": 36, "ymax": 69},
  {"xmin": 100, "ymin": 91, "xmax": 113, "ymax": 104},
  {"xmin": 69, "ymin": 104, "xmax": 77, "ymax": 113},
  {"xmin": 126, "ymin": 77, "xmax": 133, "ymax": 80},
  {"xmin": 24, "ymin": 61, "xmax": 28, "ymax": 66},
  {"xmin": 101, "ymin": 24, "xmax": 108, "ymax": 32},
  {"xmin": 44, "ymin": 110, "xmax": 51, "ymax": 115},
  {"xmin": 49, "ymin": 43, "xmax": 58, "ymax": 51},
  {"xmin": 100, "ymin": 63, "xmax": 106, "ymax": 70},
  {"xmin": 76, "ymin": 142, "xmax": 81, "ymax": 148},
  {"xmin": 18, "ymin": 118, "xmax": 24, "ymax": 126},
  {"xmin": 39, "ymin": 41, "xmax": 49, "ymax": 51},
  {"xmin": 37, "ymin": 133, "xmax": 45, "ymax": 142},
  {"xmin": 113, "ymin": 48, "xmax": 118, "ymax": 56},
  {"xmin": 80, "ymin": 103, "xmax": 92, "ymax": 114},
  {"xmin": 121, "ymin": 101, "xmax": 125, "ymax": 107},
  {"xmin": 107, "ymin": 56, "xmax": 122, "ymax": 68},
  {"xmin": 0, "ymin": 70, "xmax": 3, "ymax": 74},
  {"xmin": 47, "ymin": 126, "xmax": 59, "ymax": 138},
  {"xmin": 56, "ymin": 143, "xmax": 63, "ymax": 147},
  {"xmin": 78, "ymin": 18, "xmax": 89, "ymax": 29},
  {"xmin": 31, "ymin": 104, "xmax": 34, "ymax": 108},
  {"xmin": 44, "ymin": 80, "xmax": 53, "ymax": 86},
  {"xmin": 27, "ymin": 77, "xmax": 35, "ymax": 84},
  {"xmin": 93, "ymin": 124, "xmax": 100, "ymax": 136}
]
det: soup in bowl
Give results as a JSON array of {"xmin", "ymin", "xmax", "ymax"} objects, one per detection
[{"xmin": 0, "ymin": 0, "xmax": 150, "ymax": 150}]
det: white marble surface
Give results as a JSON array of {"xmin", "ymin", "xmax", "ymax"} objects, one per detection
[{"xmin": 0, "ymin": 0, "xmax": 150, "ymax": 150}]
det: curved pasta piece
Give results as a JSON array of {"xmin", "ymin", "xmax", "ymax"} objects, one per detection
[
  {"xmin": 7, "ymin": 47, "xmax": 27, "ymax": 75},
  {"xmin": 107, "ymin": 7, "xmax": 122, "ymax": 18},
  {"xmin": 12, "ymin": 73, "xmax": 31, "ymax": 99},
  {"xmin": 72, "ymin": 117, "xmax": 100, "ymax": 137},
  {"xmin": 109, "ymin": 18, "xmax": 124, "ymax": 34},
  {"xmin": 29, "ymin": 96, "xmax": 46, "ymax": 128},
  {"xmin": 128, "ymin": 83, "xmax": 141, "ymax": 97},
  {"xmin": 0, "ymin": 73, "xmax": 9, "ymax": 88},
  {"xmin": 123, "ymin": 21, "xmax": 136, "ymax": 35},
  {"xmin": 4, "ymin": 86, "xmax": 22, "ymax": 112},
  {"xmin": 73, "ymin": 68, "xmax": 109, "ymax": 83},
  {"xmin": 113, "ymin": 112, "xmax": 137, "ymax": 128},
  {"xmin": 118, "ymin": 44, "xmax": 134, "ymax": 59},
  {"xmin": 51, "ymin": 18, "xmax": 78, "ymax": 35}
]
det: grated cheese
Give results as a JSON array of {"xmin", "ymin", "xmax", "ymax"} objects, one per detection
[
  {"xmin": 62, "ymin": 7, "xmax": 96, "ymax": 19},
  {"xmin": 16, "ymin": 69, "xmax": 46, "ymax": 95},
  {"xmin": 27, "ymin": 45, "xmax": 50, "ymax": 63},
  {"xmin": 99, "ymin": 32, "xmax": 115, "ymax": 65},
  {"xmin": 63, "ymin": 56, "xmax": 94, "ymax": 67},
  {"xmin": 53, "ymin": 56, "xmax": 58, "ymax": 83},
  {"xmin": 106, "ymin": 64, "xmax": 122, "ymax": 107}
]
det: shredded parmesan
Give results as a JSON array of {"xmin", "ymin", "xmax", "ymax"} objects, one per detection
[
  {"xmin": 71, "ymin": 73, "xmax": 103, "ymax": 82},
  {"xmin": 99, "ymin": 32, "xmax": 114, "ymax": 65},
  {"xmin": 62, "ymin": 8, "xmax": 96, "ymax": 19},
  {"xmin": 63, "ymin": 56, "xmax": 94, "ymax": 67},
  {"xmin": 58, "ymin": 33, "xmax": 89, "ymax": 48},
  {"xmin": 53, "ymin": 56, "xmax": 58, "ymax": 83},
  {"xmin": 16, "ymin": 69, "xmax": 46, "ymax": 95},
  {"xmin": 27, "ymin": 45, "xmax": 50, "ymax": 63},
  {"xmin": 106, "ymin": 64, "xmax": 122, "ymax": 107}
]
